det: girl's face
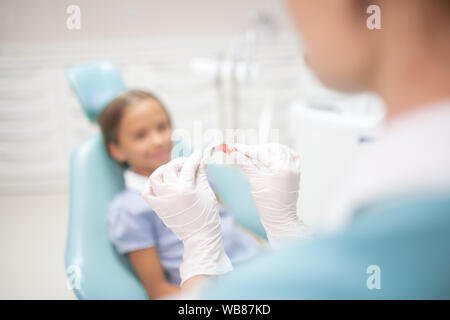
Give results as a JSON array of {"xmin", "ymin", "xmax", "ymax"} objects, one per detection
[{"xmin": 110, "ymin": 98, "xmax": 173, "ymax": 176}]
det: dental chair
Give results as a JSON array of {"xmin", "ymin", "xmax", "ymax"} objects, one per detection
[{"xmin": 65, "ymin": 61, "xmax": 266, "ymax": 300}]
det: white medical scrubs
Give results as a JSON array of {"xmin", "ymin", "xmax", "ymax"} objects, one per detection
[{"xmin": 196, "ymin": 99, "xmax": 450, "ymax": 299}]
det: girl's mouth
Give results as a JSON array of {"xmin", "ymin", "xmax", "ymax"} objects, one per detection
[{"xmin": 151, "ymin": 151, "xmax": 170, "ymax": 160}]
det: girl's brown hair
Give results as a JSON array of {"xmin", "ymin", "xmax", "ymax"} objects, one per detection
[{"xmin": 97, "ymin": 89, "xmax": 171, "ymax": 157}]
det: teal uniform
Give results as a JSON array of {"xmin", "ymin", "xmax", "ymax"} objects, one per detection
[{"xmin": 199, "ymin": 192, "xmax": 450, "ymax": 299}]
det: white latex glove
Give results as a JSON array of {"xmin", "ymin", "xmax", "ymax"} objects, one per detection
[
  {"xmin": 141, "ymin": 150, "xmax": 233, "ymax": 285},
  {"xmin": 230, "ymin": 143, "xmax": 308, "ymax": 248}
]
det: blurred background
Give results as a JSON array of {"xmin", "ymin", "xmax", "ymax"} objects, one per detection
[{"xmin": 0, "ymin": 0, "xmax": 384, "ymax": 299}]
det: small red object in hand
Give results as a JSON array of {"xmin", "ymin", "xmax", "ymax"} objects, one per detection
[{"xmin": 215, "ymin": 143, "xmax": 236, "ymax": 155}]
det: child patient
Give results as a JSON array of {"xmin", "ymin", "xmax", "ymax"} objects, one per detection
[{"xmin": 98, "ymin": 89, "xmax": 263, "ymax": 299}]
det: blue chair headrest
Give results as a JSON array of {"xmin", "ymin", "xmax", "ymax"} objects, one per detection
[{"xmin": 67, "ymin": 61, "xmax": 126, "ymax": 122}]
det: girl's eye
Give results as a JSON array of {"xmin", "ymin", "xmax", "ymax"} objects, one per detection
[
  {"xmin": 134, "ymin": 130, "xmax": 146, "ymax": 139},
  {"xmin": 157, "ymin": 123, "xmax": 169, "ymax": 131}
]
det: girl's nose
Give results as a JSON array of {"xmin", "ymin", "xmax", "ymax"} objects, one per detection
[{"xmin": 149, "ymin": 132, "xmax": 164, "ymax": 147}]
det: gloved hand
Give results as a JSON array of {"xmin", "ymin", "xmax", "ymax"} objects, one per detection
[
  {"xmin": 230, "ymin": 143, "xmax": 308, "ymax": 248},
  {"xmin": 141, "ymin": 150, "xmax": 233, "ymax": 285}
]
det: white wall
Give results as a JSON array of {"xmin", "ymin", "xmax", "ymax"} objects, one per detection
[{"xmin": 0, "ymin": 0, "xmax": 294, "ymax": 45}]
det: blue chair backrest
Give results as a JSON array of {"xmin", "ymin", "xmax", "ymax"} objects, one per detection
[
  {"xmin": 65, "ymin": 61, "xmax": 150, "ymax": 299},
  {"xmin": 66, "ymin": 132, "xmax": 150, "ymax": 299},
  {"xmin": 66, "ymin": 61, "xmax": 126, "ymax": 122}
]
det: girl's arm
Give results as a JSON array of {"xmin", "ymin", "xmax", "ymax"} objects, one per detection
[
  {"xmin": 181, "ymin": 275, "xmax": 210, "ymax": 291},
  {"xmin": 128, "ymin": 247, "xmax": 181, "ymax": 299}
]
